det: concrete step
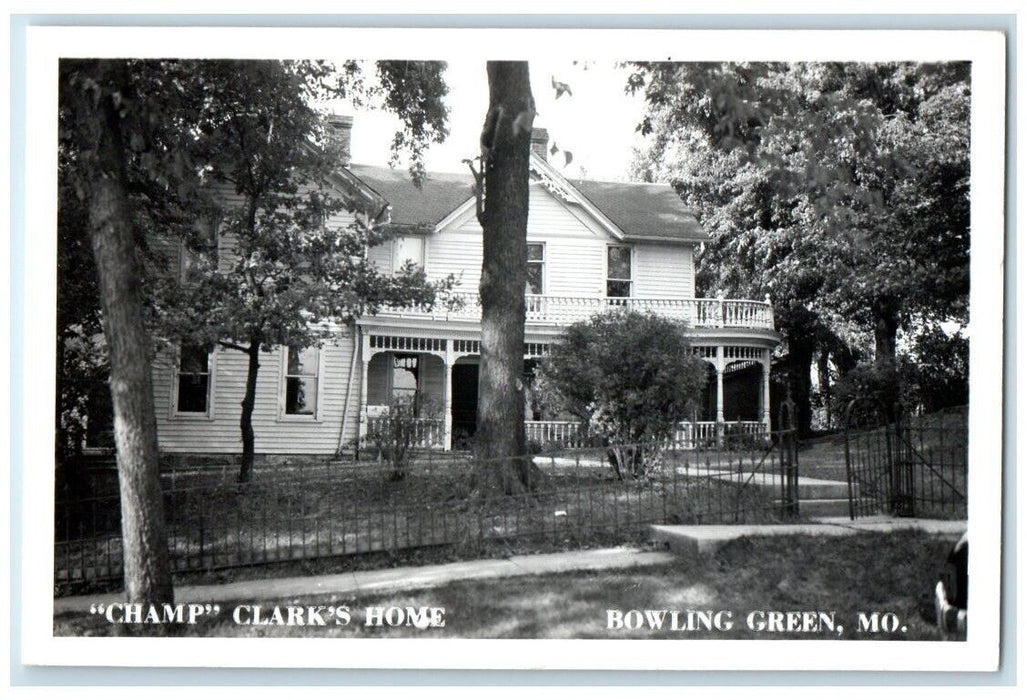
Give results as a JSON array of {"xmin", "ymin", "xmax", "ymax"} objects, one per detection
[
  {"xmin": 650, "ymin": 522, "xmax": 860, "ymax": 557},
  {"xmin": 650, "ymin": 519, "xmax": 965, "ymax": 559}
]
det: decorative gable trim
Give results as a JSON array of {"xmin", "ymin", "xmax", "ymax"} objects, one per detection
[
  {"xmin": 527, "ymin": 153, "xmax": 626, "ymax": 241},
  {"xmin": 528, "ymin": 160, "xmax": 577, "ymax": 203},
  {"xmin": 329, "ymin": 168, "xmax": 391, "ymax": 227},
  {"xmin": 429, "ymin": 153, "xmax": 629, "ymax": 241}
]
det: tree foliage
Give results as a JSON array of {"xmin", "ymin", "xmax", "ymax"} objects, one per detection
[
  {"xmin": 628, "ymin": 61, "xmax": 971, "ymax": 426},
  {"xmin": 145, "ymin": 60, "xmax": 455, "ymax": 482},
  {"xmin": 539, "ymin": 311, "xmax": 708, "ymax": 478}
]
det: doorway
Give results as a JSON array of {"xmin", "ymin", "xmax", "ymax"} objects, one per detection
[{"xmin": 450, "ymin": 362, "xmax": 479, "ymax": 449}]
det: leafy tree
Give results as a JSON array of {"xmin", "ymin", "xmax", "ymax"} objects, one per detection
[
  {"xmin": 538, "ymin": 311, "xmax": 708, "ymax": 479},
  {"xmin": 56, "ymin": 164, "xmax": 104, "ymax": 469},
  {"xmin": 56, "ymin": 58, "xmax": 452, "ymax": 607},
  {"xmin": 59, "ymin": 59, "xmax": 181, "ymax": 611},
  {"xmin": 154, "ymin": 60, "xmax": 454, "ymax": 483},
  {"xmin": 628, "ymin": 62, "xmax": 970, "ymax": 428}
]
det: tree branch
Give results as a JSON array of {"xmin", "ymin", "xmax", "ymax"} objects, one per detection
[
  {"xmin": 217, "ymin": 339, "xmax": 249, "ymax": 353},
  {"xmin": 464, "ymin": 157, "xmax": 485, "ymax": 226}
]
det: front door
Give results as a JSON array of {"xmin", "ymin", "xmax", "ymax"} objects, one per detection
[{"xmin": 451, "ymin": 363, "xmax": 479, "ymax": 449}]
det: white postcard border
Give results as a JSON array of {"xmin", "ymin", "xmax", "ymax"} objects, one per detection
[{"xmin": 16, "ymin": 25, "xmax": 1007, "ymax": 672}]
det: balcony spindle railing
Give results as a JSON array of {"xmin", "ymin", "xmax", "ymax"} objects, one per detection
[{"xmin": 377, "ymin": 293, "xmax": 775, "ymax": 331}]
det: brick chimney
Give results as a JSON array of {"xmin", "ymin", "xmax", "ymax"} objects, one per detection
[
  {"xmin": 531, "ymin": 126, "xmax": 549, "ymax": 161},
  {"xmin": 326, "ymin": 114, "xmax": 353, "ymax": 166}
]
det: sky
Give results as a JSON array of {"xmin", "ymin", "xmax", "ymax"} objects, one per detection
[{"xmin": 328, "ymin": 60, "xmax": 651, "ymax": 182}]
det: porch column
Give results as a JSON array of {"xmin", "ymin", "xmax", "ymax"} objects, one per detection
[
  {"xmin": 358, "ymin": 335, "xmax": 371, "ymax": 446},
  {"xmin": 761, "ymin": 350, "xmax": 772, "ymax": 437},
  {"xmin": 715, "ymin": 346, "xmax": 725, "ymax": 446},
  {"xmin": 443, "ymin": 345, "xmax": 454, "ymax": 451}
]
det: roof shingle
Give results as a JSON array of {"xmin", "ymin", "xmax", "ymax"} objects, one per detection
[
  {"xmin": 347, "ymin": 165, "xmax": 474, "ymax": 229},
  {"xmin": 570, "ymin": 179, "xmax": 708, "ymax": 243},
  {"xmin": 345, "ymin": 163, "xmax": 706, "ymax": 243}
]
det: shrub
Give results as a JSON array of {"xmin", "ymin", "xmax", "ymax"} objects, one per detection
[
  {"xmin": 900, "ymin": 326, "xmax": 969, "ymax": 413},
  {"xmin": 832, "ymin": 363, "xmax": 901, "ymax": 426},
  {"xmin": 366, "ymin": 394, "xmax": 439, "ymax": 481},
  {"xmin": 538, "ymin": 310, "xmax": 708, "ymax": 478}
]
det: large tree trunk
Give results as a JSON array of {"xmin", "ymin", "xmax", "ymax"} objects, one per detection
[
  {"xmin": 237, "ymin": 338, "xmax": 261, "ymax": 483},
  {"xmin": 475, "ymin": 62, "xmax": 535, "ymax": 494},
  {"xmin": 74, "ymin": 67, "xmax": 174, "ymax": 610}
]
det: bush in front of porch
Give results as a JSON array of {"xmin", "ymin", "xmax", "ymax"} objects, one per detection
[{"xmin": 537, "ymin": 310, "xmax": 709, "ymax": 479}]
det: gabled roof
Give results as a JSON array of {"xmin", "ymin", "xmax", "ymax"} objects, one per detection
[
  {"xmin": 347, "ymin": 165, "xmax": 475, "ymax": 231},
  {"xmin": 569, "ymin": 179, "xmax": 708, "ymax": 244},
  {"xmin": 343, "ymin": 159, "xmax": 707, "ymax": 244}
]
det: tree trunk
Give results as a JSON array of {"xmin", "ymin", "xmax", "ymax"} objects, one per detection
[
  {"xmin": 475, "ymin": 61, "xmax": 535, "ymax": 494},
  {"xmin": 785, "ymin": 335, "xmax": 815, "ymax": 438},
  {"xmin": 873, "ymin": 301, "xmax": 900, "ymax": 372},
  {"xmin": 238, "ymin": 338, "xmax": 261, "ymax": 483},
  {"xmin": 74, "ymin": 69, "xmax": 174, "ymax": 610}
]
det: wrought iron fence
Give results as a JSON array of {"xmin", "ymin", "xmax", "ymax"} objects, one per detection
[{"xmin": 55, "ymin": 435, "xmax": 798, "ymax": 590}]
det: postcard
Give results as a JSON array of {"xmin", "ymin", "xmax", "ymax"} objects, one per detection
[{"xmin": 14, "ymin": 23, "xmax": 1005, "ymax": 673}]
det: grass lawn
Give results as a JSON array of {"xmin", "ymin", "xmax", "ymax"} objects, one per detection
[
  {"xmin": 54, "ymin": 530, "xmax": 960, "ymax": 640},
  {"xmin": 56, "ymin": 451, "xmax": 786, "ymax": 593}
]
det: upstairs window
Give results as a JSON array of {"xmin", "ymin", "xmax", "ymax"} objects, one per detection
[
  {"xmin": 284, "ymin": 346, "xmax": 320, "ymax": 416},
  {"xmin": 176, "ymin": 344, "xmax": 212, "ymax": 414},
  {"xmin": 607, "ymin": 245, "xmax": 633, "ymax": 298},
  {"xmin": 392, "ymin": 235, "xmax": 424, "ymax": 272},
  {"xmin": 526, "ymin": 243, "xmax": 545, "ymax": 295}
]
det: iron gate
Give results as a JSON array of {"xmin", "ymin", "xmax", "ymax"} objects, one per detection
[
  {"xmin": 777, "ymin": 398, "xmax": 800, "ymax": 518},
  {"xmin": 844, "ymin": 400, "xmax": 967, "ymax": 520}
]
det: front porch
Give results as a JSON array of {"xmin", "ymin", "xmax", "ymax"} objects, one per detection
[{"xmin": 357, "ymin": 328, "xmax": 776, "ymax": 452}]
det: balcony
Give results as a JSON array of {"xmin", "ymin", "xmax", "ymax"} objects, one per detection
[{"xmin": 371, "ymin": 293, "xmax": 775, "ymax": 331}]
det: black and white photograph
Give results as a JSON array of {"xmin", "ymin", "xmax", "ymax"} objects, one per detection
[{"xmin": 11, "ymin": 22, "xmax": 1006, "ymax": 675}]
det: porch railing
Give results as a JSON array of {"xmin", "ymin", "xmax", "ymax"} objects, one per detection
[
  {"xmin": 375, "ymin": 293, "xmax": 775, "ymax": 331},
  {"xmin": 524, "ymin": 420, "xmax": 768, "ymax": 449},
  {"xmin": 364, "ymin": 417, "xmax": 769, "ymax": 451},
  {"xmin": 526, "ymin": 420, "xmax": 585, "ymax": 446},
  {"xmin": 366, "ymin": 416, "xmax": 445, "ymax": 449}
]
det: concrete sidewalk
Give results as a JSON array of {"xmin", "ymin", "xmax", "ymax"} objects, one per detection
[{"xmin": 53, "ymin": 546, "xmax": 676, "ymax": 615}]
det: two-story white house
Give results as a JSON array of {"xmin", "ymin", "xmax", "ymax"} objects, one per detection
[{"xmin": 147, "ymin": 118, "xmax": 780, "ymax": 456}]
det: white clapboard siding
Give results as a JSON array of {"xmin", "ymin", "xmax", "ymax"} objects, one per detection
[
  {"xmin": 634, "ymin": 244, "xmax": 695, "ymax": 298},
  {"xmin": 367, "ymin": 241, "xmax": 393, "ymax": 271},
  {"xmin": 432, "ymin": 183, "xmax": 613, "ymax": 297},
  {"xmin": 154, "ymin": 331, "xmax": 360, "ymax": 455},
  {"xmin": 426, "ymin": 231, "xmax": 482, "ymax": 293}
]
